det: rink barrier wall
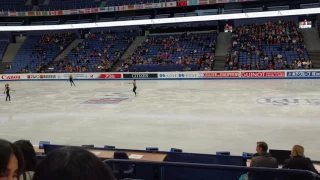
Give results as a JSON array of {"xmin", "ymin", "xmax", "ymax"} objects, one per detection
[{"xmin": 0, "ymin": 70, "xmax": 320, "ymax": 81}]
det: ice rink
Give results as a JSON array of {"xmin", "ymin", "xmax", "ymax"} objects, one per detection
[{"xmin": 0, "ymin": 79, "xmax": 320, "ymax": 159}]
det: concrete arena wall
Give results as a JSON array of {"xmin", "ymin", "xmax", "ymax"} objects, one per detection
[{"xmin": 0, "ymin": 70, "xmax": 319, "ymax": 81}]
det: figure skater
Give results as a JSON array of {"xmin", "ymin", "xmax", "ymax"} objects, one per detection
[
  {"xmin": 69, "ymin": 75, "xmax": 76, "ymax": 87},
  {"xmin": 4, "ymin": 84, "xmax": 14, "ymax": 102},
  {"xmin": 129, "ymin": 79, "xmax": 137, "ymax": 95}
]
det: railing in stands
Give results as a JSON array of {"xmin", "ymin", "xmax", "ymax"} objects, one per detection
[{"xmin": 105, "ymin": 159, "xmax": 320, "ymax": 180}]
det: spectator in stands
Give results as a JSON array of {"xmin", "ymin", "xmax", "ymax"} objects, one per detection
[
  {"xmin": 229, "ymin": 21, "xmax": 309, "ymax": 71},
  {"xmin": 14, "ymin": 140, "xmax": 36, "ymax": 180},
  {"xmin": 245, "ymin": 141, "xmax": 278, "ymax": 180},
  {"xmin": 0, "ymin": 139, "xmax": 25, "ymax": 180},
  {"xmin": 250, "ymin": 141, "xmax": 278, "ymax": 168},
  {"xmin": 33, "ymin": 147, "xmax": 115, "ymax": 180},
  {"xmin": 282, "ymin": 145, "xmax": 318, "ymax": 178},
  {"xmin": 6, "ymin": 64, "xmax": 12, "ymax": 70}
]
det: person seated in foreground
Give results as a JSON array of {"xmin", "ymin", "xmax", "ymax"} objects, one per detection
[
  {"xmin": 33, "ymin": 147, "xmax": 115, "ymax": 180},
  {"xmin": 13, "ymin": 140, "xmax": 37, "ymax": 180},
  {"xmin": 0, "ymin": 139, "xmax": 25, "ymax": 180},
  {"xmin": 250, "ymin": 141, "xmax": 278, "ymax": 168},
  {"xmin": 282, "ymin": 145, "xmax": 318, "ymax": 180},
  {"xmin": 248, "ymin": 141, "xmax": 278, "ymax": 180}
]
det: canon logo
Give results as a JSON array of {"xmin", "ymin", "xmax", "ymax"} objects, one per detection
[
  {"xmin": 132, "ymin": 74, "xmax": 148, "ymax": 78},
  {"xmin": 1, "ymin": 75, "xmax": 21, "ymax": 80}
]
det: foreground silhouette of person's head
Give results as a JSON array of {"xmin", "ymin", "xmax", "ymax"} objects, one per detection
[
  {"xmin": 14, "ymin": 140, "xmax": 37, "ymax": 180},
  {"xmin": 0, "ymin": 139, "xmax": 25, "ymax": 180},
  {"xmin": 33, "ymin": 147, "xmax": 115, "ymax": 180}
]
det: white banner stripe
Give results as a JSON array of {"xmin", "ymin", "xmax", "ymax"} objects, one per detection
[{"xmin": 0, "ymin": 8, "xmax": 319, "ymax": 31}]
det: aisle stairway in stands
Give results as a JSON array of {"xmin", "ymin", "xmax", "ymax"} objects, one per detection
[
  {"xmin": 3, "ymin": 43, "xmax": 22, "ymax": 63},
  {"xmin": 301, "ymin": 28, "xmax": 320, "ymax": 68},
  {"xmin": 214, "ymin": 32, "xmax": 231, "ymax": 70},
  {"xmin": 0, "ymin": 43, "xmax": 22, "ymax": 73},
  {"xmin": 308, "ymin": 51, "xmax": 320, "ymax": 68},
  {"xmin": 0, "ymin": 62, "xmax": 10, "ymax": 74},
  {"xmin": 112, "ymin": 36, "xmax": 146, "ymax": 71},
  {"xmin": 301, "ymin": 28, "xmax": 320, "ymax": 52},
  {"xmin": 52, "ymin": 39, "xmax": 84, "ymax": 63}
]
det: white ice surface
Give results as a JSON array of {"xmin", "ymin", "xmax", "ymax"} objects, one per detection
[{"xmin": 0, "ymin": 80, "xmax": 319, "ymax": 159}]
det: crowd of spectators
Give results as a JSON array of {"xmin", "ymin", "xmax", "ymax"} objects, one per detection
[
  {"xmin": 55, "ymin": 30, "xmax": 136, "ymax": 73},
  {"xmin": 18, "ymin": 33, "xmax": 77, "ymax": 74},
  {"xmin": 226, "ymin": 21, "xmax": 312, "ymax": 70},
  {"xmin": 120, "ymin": 31, "xmax": 217, "ymax": 72}
]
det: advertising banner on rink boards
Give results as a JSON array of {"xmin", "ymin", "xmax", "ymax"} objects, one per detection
[
  {"xmin": 27, "ymin": 74, "xmax": 59, "ymax": 79},
  {"xmin": 1, "ymin": 74, "xmax": 22, "ymax": 80},
  {"xmin": 62, "ymin": 73, "xmax": 92, "ymax": 79},
  {"xmin": 123, "ymin": 73, "xmax": 158, "ymax": 79},
  {"xmin": 96, "ymin": 74, "xmax": 122, "ymax": 79},
  {"xmin": 240, "ymin": 71, "xmax": 286, "ymax": 78},
  {"xmin": 202, "ymin": 72, "xmax": 240, "ymax": 78},
  {"xmin": 287, "ymin": 71, "xmax": 320, "ymax": 77},
  {"xmin": 158, "ymin": 72, "xmax": 200, "ymax": 78}
]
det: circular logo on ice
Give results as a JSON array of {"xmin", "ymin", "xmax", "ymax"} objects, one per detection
[{"xmin": 257, "ymin": 97, "xmax": 320, "ymax": 106}]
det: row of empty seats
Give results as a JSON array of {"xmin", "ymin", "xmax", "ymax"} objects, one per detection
[
  {"xmin": 105, "ymin": 0, "xmax": 174, "ymax": 6},
  {"xmin": 30, "ymin": 21, "xmax": 60, "ymax": 25},
  {"xmin": 0, "ymin": 0, "xmax": 31, "ymax": 11},
  {"xmin": 53, "ymin": 28, "xmax": 139, "ymax": 73},
  {"xmin": 38, "ymin": 0, "xmax": 100, "ymax": 10},
  {"xmin": 0, "ymin": 0, "xmax": 318, "ymax": 12}
]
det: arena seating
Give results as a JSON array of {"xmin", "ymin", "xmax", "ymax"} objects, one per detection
[
  {"xmin": 226, "ymin": 21, "xmax": 311, "ymax": 70},
  {"xmin": 0, "ymin": 41, "xmax": 9, "ymax": 62},
  {"xmin": 54, "ymin": 29, "xmax": 138, "ymax": 73},
  {"xmin": 122, "ymin": 32, "xmax": 217, "ymax": 72},
  {"xmin": 105, "ymin": 0, "xmax": 174, "ymax": 6},
  {"xmin": 0, "ymin": 0, "xmax": 31, "ymax": 11},
  {"xmin": 38, "ymin": 0, "xmax": 100, "ymax": 10},
  {"xmin": 5, "ymin": 33, "xmax": 77, "ymax": 74},
  {"xmin": 35, "ymin": 143, "xmax": 319, "ymax": 180}
]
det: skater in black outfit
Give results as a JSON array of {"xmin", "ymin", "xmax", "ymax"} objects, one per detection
[
  {"xmin": 129, "ymin": 79, "xmax": 137, "ymax": 95},
  {"xmin": 69, "ymin": 75, "xmax": 76, "ymax": 87},
  {"xmin": 4, "ymin": 84, "xmax": 14, "ymax": 102}
]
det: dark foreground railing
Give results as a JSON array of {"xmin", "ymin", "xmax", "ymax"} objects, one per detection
[{"xmin": 105, "ymin": 159, "xmax": 320, "ymax": 180}]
